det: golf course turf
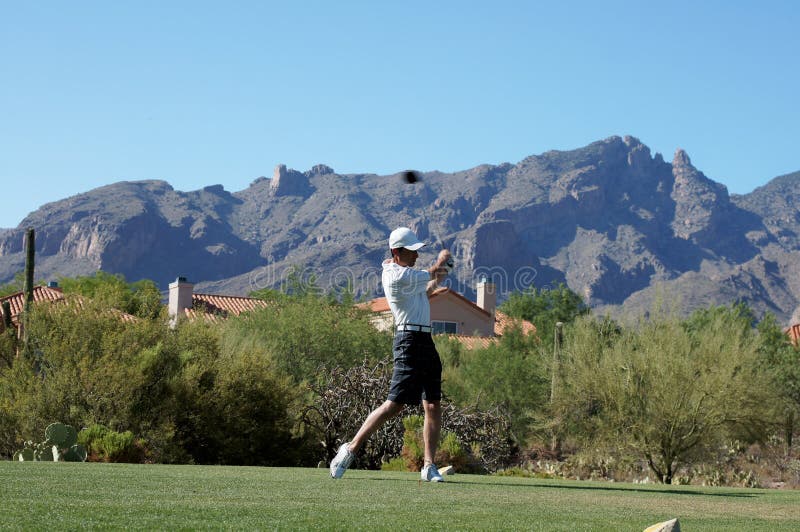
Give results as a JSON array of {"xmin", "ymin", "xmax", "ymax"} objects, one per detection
[{"xmin": 2, "ymin": 463, "xmax": 798, "ymax": 530}]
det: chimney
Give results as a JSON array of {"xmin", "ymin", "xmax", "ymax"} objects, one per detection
[
  {"xmin": 168, "ymin": 276, "xmax": 193, "ymax": 327},
  {"xmin": 476, "ymin": 277, "xmax": 496, "ymax": 317}
]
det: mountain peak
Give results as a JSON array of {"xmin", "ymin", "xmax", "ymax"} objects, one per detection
[
  {"xmin": 673, "ymin": 148, "xmax": 692, "ymax": 168},
  {"xmin": 623, "ymin": 135, "xmax": 643, "ymax": 148},
  {"xmin": 306, "ymin": 164, "xmax": 335, "ymax": 177},
  {"xmin": 271, "ymin": 164, "xmax": 313, "ymax": 197}
]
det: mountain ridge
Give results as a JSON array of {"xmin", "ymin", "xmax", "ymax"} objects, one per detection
[{"xmin": 3, "ymin": 135, "xmax": 799, "ymax": 322}]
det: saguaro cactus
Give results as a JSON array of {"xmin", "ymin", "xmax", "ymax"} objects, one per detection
[
  {"xmin": 1, "ymin": 300, "xmax": 11, "ymax": 330},
  {"xmin": 21, "ymin": 227, "xmax": 35, "ymax": 358}
]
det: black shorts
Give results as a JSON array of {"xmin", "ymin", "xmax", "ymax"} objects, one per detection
[{"xmin": 387, "ymin": 331, "xmax": 442, "ymax": 404}]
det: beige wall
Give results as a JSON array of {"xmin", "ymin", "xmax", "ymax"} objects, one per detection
[
  {"xmin": 370, "ymin": 311, "xmax": 394, "ymax": 333},
  {"xmin": 431, "ymin": 295, "xmax": 493, "ymax": 336}
]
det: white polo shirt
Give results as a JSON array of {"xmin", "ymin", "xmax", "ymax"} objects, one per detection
[{"xmin": 382, "ymin": 260, "xmax": 431, "ymax": 327}]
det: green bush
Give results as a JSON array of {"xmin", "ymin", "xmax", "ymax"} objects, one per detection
[
  {"xmin": 78, "ymin": 424, "xmax": 147, "ymax": 463},
  {"xmin": 399, "ymin": 415, "xmax": 478, "ymax": 473},
  {"xmin": 58, "ymin": 271, "xmax": 164, "ymax": 320},
  {"xmin": 437, "ymin": 432, "xmax": 474, "ymax": 472},
  {"xmin": 1, "ymin": 285, "xmax": 517, "ymax": 469},
  {"xmin": 0, "ymin": 299, "xmax": 182, "ymax": 462},
  {"xmin": 380, "ymin": 457, "xmax": 408, "ymax": 471},
  {"xmin": 556, "ymin": 305, "xmax": 780, "ymax": 484},
  {"xmin": 171, "ymin": 323, "xmax": 314, "ymax": 466},
  {"xmin": 220, "ymin": 295, "xmax": 391, "ymax": 384},
  {"xmin": 438, "ymin": 324, "xmax": 548, "ymax": 444},
  {"xmin": 400, "ymin": 415, "xmax": 425, "ymax": 470},
  {"xmin": 0, "ymin": 329, "xmax": 16, "ymax": 370}
]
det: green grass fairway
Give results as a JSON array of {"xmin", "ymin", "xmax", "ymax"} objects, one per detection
[{"xmin": 2, "ymin": 463, "xmax": 798, "ymax": 530}]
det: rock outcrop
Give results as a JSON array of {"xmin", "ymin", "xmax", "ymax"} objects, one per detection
[{"xmin": 270, "ymin": 164, "xmax": 313, "ymax": 197}]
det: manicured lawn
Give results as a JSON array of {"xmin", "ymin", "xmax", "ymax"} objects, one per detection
[{"xmin": 1, "ymin": 462, "xmax": 798, "ymax": 530}]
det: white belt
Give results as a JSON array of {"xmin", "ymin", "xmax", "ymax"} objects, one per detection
[{"xmin": 397, "ymin": 324, "xmax": 432, "ymax": 332}]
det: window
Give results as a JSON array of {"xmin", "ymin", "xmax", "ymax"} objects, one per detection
[{"xmin": 432, "ymin": 321, "xmax": 458, "ymax": 334}]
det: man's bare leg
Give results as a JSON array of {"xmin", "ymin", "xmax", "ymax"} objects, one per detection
[
  {"xmin": 422, "ymin": 399, "xmax": 442, "ymax": 465},
  {"xmin": 348, "ymin": 400, "xmax": 404, "ymax": 453}
]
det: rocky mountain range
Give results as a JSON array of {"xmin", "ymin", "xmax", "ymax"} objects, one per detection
[{"xmin": 2, "ymin": 135, "xmax": 800, "ymax": 323}]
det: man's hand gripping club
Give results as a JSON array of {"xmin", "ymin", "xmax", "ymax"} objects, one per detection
[{"xmin": 426, "ymin": 249, "xmax": 453, "ymax": 296}]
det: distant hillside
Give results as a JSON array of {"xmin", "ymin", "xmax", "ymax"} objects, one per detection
[{"xmin": 2, "ymin": 136, "xmax": 799, "ymax": 322}]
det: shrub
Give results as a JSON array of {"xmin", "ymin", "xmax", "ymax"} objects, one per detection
[
  {"xmin": 58, "ymin": 271, "xmax": 163, "ymax": 320},
  {"xmin": 400, "ymin": 415, "xmax": 425, "ymax": 471},
  {"xmin": 380, "ymin": 456, "xmax": 408, "ymax": 471},
  {"xmin": 307, "ymin": 357, "xmax": 515, "ymax": 473},
  {"xmin": 220, "ymin": 295, "xmax": 392, "ymax": 384},
  {"xmin": 556, "ymin": 305, "xmax": 780, "ymax": 484},
  {"xmin": 78, "ymin": 424, "xmax": 148, "ymax": 463},
  {"xmin": 399, "ymin": 415, "xmax": 476, "ymax": 473},
  {"xmin": 172, "ymin": 330, "xmax": 313, "ymax": 466},
  {"xmin": 436, "ymin": 432, "xmax": 475, "ymax": 473},
  {"xmin": 437, "ymin": 325, "xmax": 548, "ymax": 444}
]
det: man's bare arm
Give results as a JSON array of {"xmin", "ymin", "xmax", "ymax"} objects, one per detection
[{"xmin": 426, "ymin": 249, "xmax": 452, "ymax": 296}]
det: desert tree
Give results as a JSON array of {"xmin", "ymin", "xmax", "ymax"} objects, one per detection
[
  {"xmin": 557, "ymin": 306, "xmax": 778, "ymax": 483},
  {"xmin": 756, "ymin": 312, "xmax": 800, "ymax": 454},
  {"xmin": 58, "ymin": 271, "xmax": 163, "ymax": 320}
]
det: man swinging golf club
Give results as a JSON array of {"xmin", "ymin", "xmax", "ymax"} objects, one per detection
[{"xmin": 330, "ymin": 227, "xmax": 453, "ymax": 482}]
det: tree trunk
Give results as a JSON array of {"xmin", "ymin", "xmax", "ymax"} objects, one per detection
[
  {"xmin": 646, "ymin": 454, "xmax": 665, "ymax": 484},
  {"xmin": 647, "ymin": 449, "xmax": 676, "ymax": 484},
  {"xmin": 664, "ymin": 464, "xmax": 674, "ymax": 484}
]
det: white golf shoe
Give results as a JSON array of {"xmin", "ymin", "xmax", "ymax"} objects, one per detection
[
  {"xmin": 329, "ymin": 443, "xmax": 355, "ymax": 479},
  {"xmin": 421, "ymin": 463, "xmax": 444, "ymax": 482}
]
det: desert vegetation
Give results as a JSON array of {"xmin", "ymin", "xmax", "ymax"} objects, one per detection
[{"xmin": 1, "ymin": 273, "xmax": 798, "ymax": 488}]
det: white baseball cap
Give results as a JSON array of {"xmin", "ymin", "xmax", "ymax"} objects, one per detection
[{"xmin": 389, "ymin": 227, "xmax": 426, "ymax": 251}]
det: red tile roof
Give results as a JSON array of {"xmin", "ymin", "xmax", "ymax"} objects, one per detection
[
  {"xmin": 1, "ymin": 286, "xmax": 65, "ymax": 327},
  {"xmin": 180, "ymin": 293, "xmax": 268, "ymax": 322},
  {"xmin": 363, "ymin": 297, "xmax": 390, "ymax": 313},
  {"xmin": 494, "ymin": 311, "xmax": 537, "ymax": 337},
  {"xmin": 439, "ymin": 334, "xmax": 495, "ymax": 350},
  {"xmin": 0, "ymin": 285, "xmax": 137, "ymax": 330},
  {"xmin": 193, "ymin": 293, "xmax": 268, "ymax": 316},
  {"xmin": 181, "ymin": 308, "xmax": 223, "ymax": 324}
]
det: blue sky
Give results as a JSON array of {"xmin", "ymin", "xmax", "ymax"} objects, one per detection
[{"xmin": 1, "ymin": 1, "xmax": 798, "ymax": 228}]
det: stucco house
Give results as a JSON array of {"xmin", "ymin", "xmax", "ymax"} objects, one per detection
[
  {"xmin": 167, "ymin": 276, "xmax": 535, "ymax": 349},
  {"xmin": 362, "ymin": 279, "xmax": 536, "ymax": 348}
]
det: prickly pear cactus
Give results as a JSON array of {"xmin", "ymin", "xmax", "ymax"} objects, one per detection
[
  {"xmin": 34, "ymin": 442, "xmax": 55, "ymax": 461},
  {"xmin": 45, "ymin": 423, "xmax": 68, "ymax": 446},
  {"xmin": 45, "ymin": 422, "xmax": 77, "ymax": 448},
  {"xmin": 14, "ymin": 423, "xmax": 86, "ymax": 462},
  {"xmin": 75, "ymin": 444, "xmax": 87, "ymax": 462},
  {"xmin": 63, "ymin": 425, "xmax": 78, "ymax": 448},
  {"xmin": 63, "ymin": 444, "xmax": 87, "ymax": 462}
]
